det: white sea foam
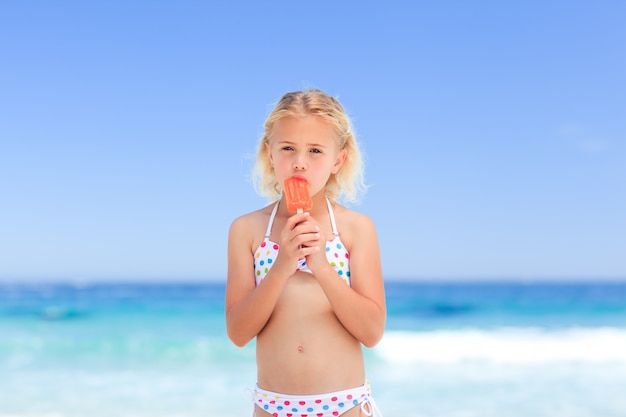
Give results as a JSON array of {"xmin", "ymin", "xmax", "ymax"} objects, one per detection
[{"xmin": 374, "ymin": 327, "xmax": 626, "ymax": 364}]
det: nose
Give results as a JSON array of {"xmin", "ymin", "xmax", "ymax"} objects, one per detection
[{"xmin": 292, "ymin": 152, "xmax": 307, "ymax": 171}]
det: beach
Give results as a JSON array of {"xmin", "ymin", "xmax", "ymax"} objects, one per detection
[{"xmin": 2, "ymin": 281, "xmax": 626, "ymax": 416}]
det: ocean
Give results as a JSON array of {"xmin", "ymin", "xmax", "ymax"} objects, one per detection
[{"xmin": 1, "ymin": 281, "xmax": 626, "ymax": 417}]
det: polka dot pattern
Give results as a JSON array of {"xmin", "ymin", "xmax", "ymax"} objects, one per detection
[
  {"xmin": 254, "ymin": 237, "xmax": 350, "ymax": 287},
  {"xmin": 252, "ymin": 382, "xmax": 372, "ymax": 417}
]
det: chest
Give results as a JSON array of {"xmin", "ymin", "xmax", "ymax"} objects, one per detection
[{"xmin": 253, "ymin": 237, "xmax": 350, "ymax": 286}]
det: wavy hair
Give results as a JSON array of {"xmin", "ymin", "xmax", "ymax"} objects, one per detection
[{"xmin": 252, "ymin": 89, "xmax": 366, "ymax": 204}]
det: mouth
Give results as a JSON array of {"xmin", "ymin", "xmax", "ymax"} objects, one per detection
[{"xmin": 288, "ymin": 174, "xmax": 308, "ymax": 182}]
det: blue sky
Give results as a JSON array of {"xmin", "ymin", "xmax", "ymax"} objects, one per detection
[{"xmin": 1, "ymin": 1, "xmax": 624, "ymax": 282}]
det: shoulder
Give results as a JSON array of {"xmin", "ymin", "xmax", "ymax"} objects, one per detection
[
  {"xmin": 332, "ymin": 203, "xmax": 375, "ymax": 228},
  {"xmin": 229, "ymin": 203, "xmax": 276, "ymax": 243},
  {"xmin": 331, "ymin": 203, "xmax": 378, "ymax": 243}
]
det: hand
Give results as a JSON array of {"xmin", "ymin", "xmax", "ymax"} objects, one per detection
[
  {"xmin": 297, "ymin": 215, "xmax": 332, "ymax": 275},
  {"xmin": 276, "ymin": 212, "xmax": 320, "ymax": 273}
]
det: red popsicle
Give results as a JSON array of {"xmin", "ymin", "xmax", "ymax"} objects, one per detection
[{"xmin": 284, "ymin": 176, "xmax": 313, "ymax": 213}]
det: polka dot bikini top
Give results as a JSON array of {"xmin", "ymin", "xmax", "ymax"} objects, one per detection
[{"xmin": 254, "ymin": 197, "xmax": 350, "ymax": 287}]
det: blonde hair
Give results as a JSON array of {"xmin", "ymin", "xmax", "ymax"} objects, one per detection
[{"xmin": 252, "ymin": 89, "xmax": 366, "ymax": 204}]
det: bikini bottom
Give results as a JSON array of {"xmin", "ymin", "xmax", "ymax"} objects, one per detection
[{"xmin": 247, "ymin": 380, "xmax": 383, "ymax": 417}]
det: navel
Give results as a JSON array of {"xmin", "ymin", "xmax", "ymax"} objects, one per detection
[{"xmin": 297, "ymin": 345, "xmax": 304, "ymax": 353}]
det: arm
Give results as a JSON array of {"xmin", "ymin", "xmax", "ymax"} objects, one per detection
[
  {"xmin": 307, "ymin": 213, "xmax": 386, "ymax": 347},
  {"xmin": 224, "ymin": 212, "xmax": 320, "ymax": 347},
  {"xmin": 224, "ymin": 215, "xmax": 287, "ymax": 347}
]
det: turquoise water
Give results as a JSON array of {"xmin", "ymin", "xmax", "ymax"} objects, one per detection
[{"xmin": 2, "ymin": 281, "xmax": 626, "ymax": 416}]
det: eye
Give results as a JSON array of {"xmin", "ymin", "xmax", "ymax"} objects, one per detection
[
  {"xmin": 281, "ymin": 146, "xmax": 294, "ymax": 151},
  {"xmin": 310, "ymin": 148, "xmax": 322, "ymax": 154}
]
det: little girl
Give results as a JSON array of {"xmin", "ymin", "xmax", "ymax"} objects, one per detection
[{"xmin": 226, "ymin": 89, "xmax": 385, "ymax": 417}]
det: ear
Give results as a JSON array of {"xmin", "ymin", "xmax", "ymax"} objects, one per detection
[
  {"xmin": 331, "ymin": 149, "xmax": 347, "ymax": 174},
  {"xmin": 265, "ymin": 141, "xmax": 274, "ymax": 167}
]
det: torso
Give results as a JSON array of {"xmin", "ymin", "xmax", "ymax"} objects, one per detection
[{"xmin": 253, "ymin": 198, "xmax": 365, "ymax": 396}]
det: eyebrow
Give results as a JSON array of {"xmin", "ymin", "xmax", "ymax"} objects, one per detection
[{"xmin": 277, "ymin": 139, "xmax": 328, "ymax": 148}]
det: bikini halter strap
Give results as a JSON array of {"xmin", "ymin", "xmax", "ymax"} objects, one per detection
[
  {"xmin": 265, "ymin": 196, "xmax": 339, "ymax": 239},
  {"xmin": 264, "ymin": 201, "xmax": 280, "ymax": 239}
]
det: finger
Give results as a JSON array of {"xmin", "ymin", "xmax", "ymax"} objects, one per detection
[
  {"xmin": 287, "ymin": 211, "xmax": 310, "ymax": 226},
  {"xmin": 292, "ymin": 231, "xmax": 320, "ymax": 246},
  {"xmin": 293, "ymin": 222, "xmax": 320, "ymax": 235}
]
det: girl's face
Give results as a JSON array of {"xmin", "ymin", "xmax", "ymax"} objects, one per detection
[{"xmin": 267, "ymin": 115, "xmax": 346, "ymax": 198}]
